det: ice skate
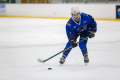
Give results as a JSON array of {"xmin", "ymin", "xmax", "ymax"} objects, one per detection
[
  {"xmin": 59, "ymin": 55, "xmax": 66, "ymax": 66},
  {"xmin": 84, "ymin": 54, "xmax": 89, "ymax": 65}
]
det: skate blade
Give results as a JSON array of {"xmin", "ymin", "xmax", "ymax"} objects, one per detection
[
  {"xmin": 85, "ymin": 63, "xmax": 87, "ymax": 65},
  {"xmin": 60, "ymin": 64, "xmax": 63, "ymax": 66},
  {"xmin": 84, "ymin": 63, "xmax": 88, "ymax": 65}
]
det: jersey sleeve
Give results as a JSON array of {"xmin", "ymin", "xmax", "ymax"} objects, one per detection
[
  {"xmin": 66, "ymin": 20, "xmax": 76, "ymax": 41},
  {"xmin": 88, "ymin": 15, "xmax": 97, "ymax": 32}
]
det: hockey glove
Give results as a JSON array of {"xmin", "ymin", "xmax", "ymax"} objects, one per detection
[
  {"xmin": 71, "ymin": 40, "xmax": 78, "ymax": 48},
  {"xmin": 88, "ymin": 30, "xmax": 95, "ymax": 38}
]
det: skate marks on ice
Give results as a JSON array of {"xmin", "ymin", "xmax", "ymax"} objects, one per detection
[
  {"xmin": 0, "ymin": 43, "xmax": 66, "ymax": 49},
  {"xmin": 59, "ymin": 63, "xmax": 120, "ymax": 72},
  {"xmin": 62, "ymin": 65, "xmax": 96, "ymax": 72}
]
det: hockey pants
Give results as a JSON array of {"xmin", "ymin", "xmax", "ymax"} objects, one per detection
[{"xmin": 63, "ymin": 32, "xmax": 88, "ymax": 57}]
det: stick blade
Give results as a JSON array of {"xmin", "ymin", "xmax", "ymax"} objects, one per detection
[{"xmin": 37, "ymin": 58, "xmax": 44, "ymax": 63}]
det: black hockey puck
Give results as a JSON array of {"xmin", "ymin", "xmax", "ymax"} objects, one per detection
[{"xmin": 48, "ymin": 68, "xmax": 52, "ymax": 70}]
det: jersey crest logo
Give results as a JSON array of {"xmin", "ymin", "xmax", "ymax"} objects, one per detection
[{"xmin": 77, "ymin": 24, "xmax": 88, "ymax": 32}]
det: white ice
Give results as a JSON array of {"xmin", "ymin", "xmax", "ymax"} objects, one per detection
[{"xmin": 0, "ymin": 18, "xmax": 120, "ymax": 80}]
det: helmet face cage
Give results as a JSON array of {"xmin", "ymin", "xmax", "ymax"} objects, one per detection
[
  {"xmin": 71, "ymin": 11, "xmax": 80, "ymax": 15},
  {"xmin": 71, "ymin": 12, "xmax": 80, "ymax": 16}
]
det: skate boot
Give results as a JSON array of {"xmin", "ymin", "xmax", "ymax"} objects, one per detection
[
  {"xmin": 84, "ymin": 54, "xmax": 89, "ymax": 64},
  {"xmin": 59, "ymin": 55, "xmax": 66, "ymax": 65}
]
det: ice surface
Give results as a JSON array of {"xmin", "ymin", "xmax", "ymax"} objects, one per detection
[{"xmin": 0, "ymin": 18, "xmax": 120, "ymax": 80}]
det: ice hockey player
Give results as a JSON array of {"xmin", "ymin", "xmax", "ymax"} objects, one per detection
[{"xmin": 59, "ymin": 7, "xmax": 97, "ymax": 65}]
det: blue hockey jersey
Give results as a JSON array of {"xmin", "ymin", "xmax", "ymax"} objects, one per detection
[{"xmin": 66, "ymin": 13, "xmax": 97, "ymax": 41}]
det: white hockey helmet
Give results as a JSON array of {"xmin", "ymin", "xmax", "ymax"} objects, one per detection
[{"xmin": 71, "ymin": 7, "xmax": 80, "ymax": 14}]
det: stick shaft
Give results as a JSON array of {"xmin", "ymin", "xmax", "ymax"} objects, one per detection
[{"xmin": 43, "ymin": 36, "xmax": 89, "ymax": 63}]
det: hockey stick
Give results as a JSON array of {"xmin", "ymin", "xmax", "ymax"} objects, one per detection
[{"xmin": 37, "ymin": 36, "xmax": 89, "ymax": 63}]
